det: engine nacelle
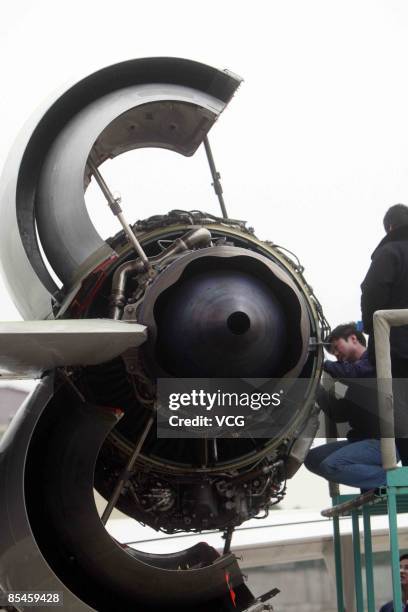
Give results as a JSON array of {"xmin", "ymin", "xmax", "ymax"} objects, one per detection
[{"xmin": 0, "ymin": 58, "xmax": 327, "ymax": 611}]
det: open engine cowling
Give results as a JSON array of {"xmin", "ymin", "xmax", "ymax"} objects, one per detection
[{"xmin": 0, "ymin": 58, "xmax": 327, "ymax": 611}]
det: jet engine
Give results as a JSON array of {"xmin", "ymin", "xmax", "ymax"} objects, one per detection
[{"xmin": 0, "ymin": 58, "xmax": 328, "ymax": 611}]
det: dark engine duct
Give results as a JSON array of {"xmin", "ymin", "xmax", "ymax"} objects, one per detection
[{"xmin": 141, "ymin": 247, "xmax": 308, "ymax": 379}]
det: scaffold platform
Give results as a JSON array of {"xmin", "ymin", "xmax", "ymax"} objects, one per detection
[{"xmin": 322, "ymin": 467, "xmax": 408, "ymax": 611}]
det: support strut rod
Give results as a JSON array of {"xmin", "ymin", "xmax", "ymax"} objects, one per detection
[
  {"xmin": 101, "ymin": 411, "xmax": 155, "ymax": 525},
  {"xmin": 88, "ymin": 158, "xmax": 150, "ymax": 269},
  {"xmin": 223, "ymin": 526, "xmax": 234, "ymax": 555},
  {"xmin": 203, "ymin": 136, "xmax": 228, "ymax": 219}
]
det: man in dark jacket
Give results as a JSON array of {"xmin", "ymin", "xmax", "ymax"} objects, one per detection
[
  {"xmin": 361, "ymin": 204, "xmax": 408, "ymax": 462},
  {"xmin": 361, "ymin": 203, "xmax": 408, "ymax": 369},
  {"xmin": 305, "ymin": 323, "xmax": 388, "ymax": 490}
]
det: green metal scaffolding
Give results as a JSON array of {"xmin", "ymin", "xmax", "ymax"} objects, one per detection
[
  {"xmin": 322, "ymin": 468, "xmax": 408, "ymax": 611},
  {"xmin": 321, "ymin": 308, "xmax": 408, "ymax": 611}
]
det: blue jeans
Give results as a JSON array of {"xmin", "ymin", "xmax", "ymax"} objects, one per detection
[{"xmin": 304, "ymin": 439, "xmax": 397, "ymax": 490}]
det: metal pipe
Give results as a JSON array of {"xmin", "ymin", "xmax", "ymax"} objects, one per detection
[
  {"xmin": 203, "ymin": 136, "xmax": 228, "ymax": 219},
  {"xmin": 333, "ymin": 516, "xmax": 346, "ymax": 612},
  {"xmin": 110, "ymin": 227, "xmax": 212, "ymax": 318},
  {"xmin": 387, "ymin": 485, "xmax": 402, "ymax": 612},
  {"xmin": 87, "ymin": 158, "xmax": 150, "ymax": 269},
  {"xmin": 110, "ymin": 260, "xmax": 144, "ymax": 319},
  {"xmin": 362, "ymin": 506, "xmax": 375, "ymax": 612},
  {"xmin": 351, "ymin": 510, "xmax": 364, "ymax": 611},
  {"xmin": 372, "ymin": 309, "xmax": 408, "ymax": 470}
]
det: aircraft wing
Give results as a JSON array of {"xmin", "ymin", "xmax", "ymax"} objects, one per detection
[{"xmin": 0, "ymin": 319, "xmax": 147, "ymax": 379}]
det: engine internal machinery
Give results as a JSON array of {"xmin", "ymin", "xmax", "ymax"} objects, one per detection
[
  {"xmin": 78, "ymin": 210, "xmax": 323, "ymax": 534},
  {"xmin": 0, "ymin": 58, "xmax": 327, "ymax": 611}
]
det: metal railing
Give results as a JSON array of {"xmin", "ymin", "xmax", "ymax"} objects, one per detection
[{"xmin": 324, "ymin": 309, "xmax": 408, "ymax": 611}]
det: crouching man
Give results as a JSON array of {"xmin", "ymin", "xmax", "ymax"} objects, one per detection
[{"xmin": 305, "ymin": 322, "xmax": 397, "ymax": 491}]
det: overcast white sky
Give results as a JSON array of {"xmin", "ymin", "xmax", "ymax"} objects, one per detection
[
  {"xmin": 1, "ymin": 0, "xmax": 408, "ymax": 326},
  {"xmin": 1, "ymin": 1, "xmax": 408, "ymax": 507}
]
